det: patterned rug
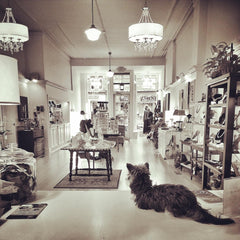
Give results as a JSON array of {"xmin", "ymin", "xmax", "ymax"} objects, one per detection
[
  {"xmin": 193, "ymin": 190, "xmax": 222, "ymax": 203},
  {"xmin": 54, "ymin": 170, "xmax": 122, "ymax": 189}
]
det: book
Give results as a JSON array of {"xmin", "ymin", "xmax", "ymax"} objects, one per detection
[{"xmin": 7, "ymin": 203, "xmax": 47, "ymax": 219}]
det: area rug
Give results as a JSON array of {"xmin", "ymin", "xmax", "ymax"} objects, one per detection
[
  {"xmin": 54, "ymin": 170, "xmax": 122, "ymax": 189},
  {"xmin": 193, "ymin": 190, "xmax": 222, "ymax": 203}
]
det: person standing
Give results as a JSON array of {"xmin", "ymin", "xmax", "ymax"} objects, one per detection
[{"xmin": 143, "ymin": 106, "xmax": 149, "ymax": 134}]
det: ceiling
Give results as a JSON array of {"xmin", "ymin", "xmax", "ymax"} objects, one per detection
[{"xmin": 0, "ymin": 0, "xmax": 193, "ymax": 61}]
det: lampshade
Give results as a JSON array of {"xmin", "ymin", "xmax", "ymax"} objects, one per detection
[
  {"xmin": 173, "ymin": 109, "xmax": 185, "ymax": 116},
  {"xmin": 85, "ymin": 25, "xmax": 101, "ymax": 41},
  {"xmin": 128, "ymin": 4, "xmax": 163, "ymax": 53},
  {"xmin": 0, "ymin": 8, "xmax": 29, "ymax": 54},
  {"xmin": 107, "ymin": 70, "xmax": 114, "ymax": 78},
  {"xmin": 0, "ymin": 54, "xmax": 20, "ymax": 105},
  {"xmin": 85, "ymin": 0, "xmax": 101, "ymax": 41}
]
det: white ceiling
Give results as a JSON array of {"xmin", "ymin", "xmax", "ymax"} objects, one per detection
[{"xmin": 0, "ymin": 0, "xmax": 193, "ymax": 61}]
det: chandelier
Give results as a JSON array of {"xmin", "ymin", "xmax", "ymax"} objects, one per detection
[
  {"xmin": 85, "ymin": 0, "xmax": 101, "ymax": 41},
  {"xmin": 0, "ymin": 8, "xmax": 29, "ymax": 54},
  {"xmin": 128, "ymin": 1, "xmax": 163, "ymax": 53}
]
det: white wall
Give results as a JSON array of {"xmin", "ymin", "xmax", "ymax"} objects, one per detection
[{"xmin": 164, "ymin": 0, "xmax": 240, "ymax": 112}]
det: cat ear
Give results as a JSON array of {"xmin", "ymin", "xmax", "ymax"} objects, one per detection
[
  {"xmin": 126, "ymin": 163, "xmax": 134, "ymax": 172},
  {"xmin": 144, "ymin": 162, "xmax": 149, "ymax": 169}
]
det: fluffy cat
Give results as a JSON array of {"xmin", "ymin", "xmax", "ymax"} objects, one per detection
[{"xmin": 126, "ymin": 162, "xmax": 234, "ymax": 225}]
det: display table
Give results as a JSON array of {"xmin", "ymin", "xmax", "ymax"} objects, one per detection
[{"xmin": 61, "ymin": 140, "xmax": 115, "ymax": 181}]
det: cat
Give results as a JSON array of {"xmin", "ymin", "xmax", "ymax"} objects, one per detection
[{"xmin": 126, "ymin": 162, "xmax": 235, "ymax": 225}]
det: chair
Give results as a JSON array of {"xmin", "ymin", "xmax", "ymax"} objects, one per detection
[{"xmin": 118, "ymin": 125, "xmax": 125, "ymax": 146}]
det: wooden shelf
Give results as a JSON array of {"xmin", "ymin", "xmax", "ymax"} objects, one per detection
[
  {"xmin": 208, "ymin": 124, "xmax": 225, "ymax": 129},
  {"xmin": 209, "ymin": 103, "xmax": 227, "ymax": 108},
  {"xmin": 203, "ymin": 162, "xmax": 221, "ymax": 175},
  {"xmin": 180, "ymin": 163, "xmax": 191, "ymax": 170},
  {"xmin": 203, "ymin": 72, "xmax": 240, "ymax": 189}
]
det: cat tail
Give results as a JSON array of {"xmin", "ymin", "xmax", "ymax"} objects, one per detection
[{"xmin": 189, "ymin": 205, "xmax": 235, "ymax": 225}]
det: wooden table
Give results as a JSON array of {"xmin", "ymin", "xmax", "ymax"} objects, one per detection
[
  {"xmin": 103, "ymin": 131, "xmax": 123, "ymax": 151},
  {"xmin": 61, "ymin": 140, "xmax": 115, "ymax": 181}
]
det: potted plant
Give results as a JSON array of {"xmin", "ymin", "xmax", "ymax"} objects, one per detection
[{"xmin": 203, "ymin": 42, "xmax": 240, "ymax": 78}]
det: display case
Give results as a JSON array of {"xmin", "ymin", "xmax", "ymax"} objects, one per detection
[{"xmin": 203, "ymin": 73, "xmax": 240, "ymax": 189}]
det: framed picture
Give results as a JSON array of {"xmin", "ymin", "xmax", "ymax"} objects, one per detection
[{"xmin": 18, "ymin": 96, "xmax": 29, "ymax": 121}]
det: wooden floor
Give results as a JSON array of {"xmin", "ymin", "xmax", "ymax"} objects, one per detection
[
  {"xmin": 1, "ymin": 135, "xmax": 240, "ymax": 240},
  {"xmin": 36, "ymin": 134, "xmax": 202, "ymax": 191}
]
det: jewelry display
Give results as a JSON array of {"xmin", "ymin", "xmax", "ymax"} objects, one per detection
[{"xmin": 215, "ymin": 129, "xmax": 224, "ymax": 144}]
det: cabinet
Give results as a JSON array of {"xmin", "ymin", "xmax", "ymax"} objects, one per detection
[
  {"xmin": 203, "ymin": 73, "xmax": 240, "ymax": 189},
  {"xmin": 49, "ymin": 123, "xmax": 71, "ymax": 153},
  {"xmin": 17, "ymin": 128, "xmax": 44, "ymax": 157}
]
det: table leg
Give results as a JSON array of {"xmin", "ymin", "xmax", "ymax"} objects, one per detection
[
  {"xmin": 117, "ymin": 138, "xmax": 119, "ymax": 152},
  {"xmin": 75, "ymin": 152, "xmax": 79, "ymax": 175},
  {"xmin": 105, "ymin": 150, "xmax": 111, "ymax": 181},
  {"xmin": 108, "ymin": 150, "xmax": 112, "ymax": 175},
  {"xmin": 69, "ymin": 151, "xmax": 73, "ymax": 181}
]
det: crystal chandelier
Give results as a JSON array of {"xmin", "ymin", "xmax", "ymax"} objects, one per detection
[
  {"xmin": 85, "ymin": 0, "xmax": 101, "ymax": 41},
  {"xmin": 128, "ymin": 1, "xmax": 163, "ymax": 53},
  {"xmin": 0, "ymin": 8, "xmax": 29, "ymax": 54}
]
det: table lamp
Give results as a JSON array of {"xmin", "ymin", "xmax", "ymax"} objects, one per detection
[{"xmin": 173, "ymin": 109, "xmax": 186, "ymax": 131}]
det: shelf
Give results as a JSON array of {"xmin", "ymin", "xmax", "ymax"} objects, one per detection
[
  {"xmin": 192, "ymin": 157, "xmax": 203, "ymax": 163},
  {"xmin": 208, "ymin": 124, "xmax": 225, "ymax": 129},
  {"xmin": 207, "ymin": 143, "xmax": 224, "ymax": 152},
  {"xmin": 180, "ymin": 163, "xmax": 191, "ymax": 170},
  {"xmin": 193, "ymin": 122, "xmax": 205, "ymax": 126},
  {"xmin": 209, "ymin": 103, "xmax": 226, "ymax": 108},
  {"xmin": 202, "ymin": 72, "xmax": 240, "ymax": 189},
  {"xmin": 204, "ymin": 162, "xmax": 222, "ymax": 175}
]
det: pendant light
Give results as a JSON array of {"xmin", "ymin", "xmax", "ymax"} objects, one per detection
[
  {"xmin": 0, "ymin": 8, "xmax": 29, "ymax": 54},
  {"xmin": 128, "ymin": 0, "xmax": 163, "ymax": 53},
  {"xmin": 107, "ymin": 52, "xmax": 114, "ymax": 78},
  {"xmin": 85, "ymin": 0, "xmax": 101, "ymax": 41}
]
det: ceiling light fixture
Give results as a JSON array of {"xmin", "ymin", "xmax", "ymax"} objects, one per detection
[
  {"xmin": 107, "ymin": 52, "xmax": 114, "ymax": 78},
  {"xmin": 0, "ymin": 8, "xmax": 29, "ymax": 54},
  {"xmin": 128, "ymin": 1, "xmax": 163, "ymax": 53},
  {"xmin": 85, "ymin": 0, "xmax": 101, "ymax": 41}
]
